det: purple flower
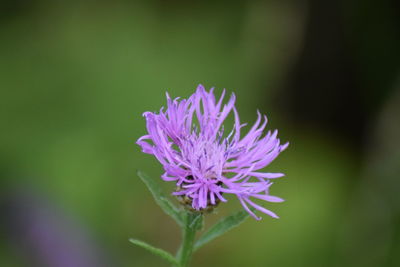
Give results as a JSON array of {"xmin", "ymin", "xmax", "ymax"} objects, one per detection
[{"xmin": 137, "ymin": 85, "xmax": 288, "ymax": 220}]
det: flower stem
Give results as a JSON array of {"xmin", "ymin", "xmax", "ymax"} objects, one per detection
[{"xmin": 176, "ymin": 212, "xmax": 202, "ymax": 267}]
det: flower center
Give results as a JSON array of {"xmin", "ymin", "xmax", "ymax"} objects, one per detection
[{"xmin": 180, "ymin": 137, "xmax": 226, "ymax": 180}]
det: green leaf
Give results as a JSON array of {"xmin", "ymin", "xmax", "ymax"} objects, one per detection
[
  {"xmin": 189, "ymin": 213, "xmax": 203, "ymax": 230},
  {"xmin": 129, "ymin": 239, "xmax": 178, "ymax": 265},
  {"xmin": 137, "ymin": 171, "xmax": 183, "ymax": 226},
  {"xmin": 194, "ymin": 209, "xmax": 251, "ymax": 250}
]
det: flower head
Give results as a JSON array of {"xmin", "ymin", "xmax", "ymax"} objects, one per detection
[{"xmin": 137, "ymin": 85, "xmax": 288, "ymax": 220}]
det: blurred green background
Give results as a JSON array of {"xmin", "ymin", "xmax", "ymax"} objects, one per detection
[{"xmin": 0, "ymin": 0, "xmax": 399, "ymax": 266}]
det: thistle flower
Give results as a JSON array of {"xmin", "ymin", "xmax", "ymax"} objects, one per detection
[{"xmin": 137, "ymin": 85, "xmax": 288, "ymax": 220}]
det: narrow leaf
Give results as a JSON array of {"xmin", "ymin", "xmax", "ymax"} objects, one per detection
[
  {"xmin": 137, "ymin": 171, "xmax": 183, "ymax": 226},
  {"xmin": 194, "ymin": 210, "xmax": 251, "ymax": 250},
  {"xmin": 129, "ymin": 239, "xmax": 178, "ymax": 265},
  {"xmin": 189, "ymin": 213, "xmax": 203, "ymax": 230}
]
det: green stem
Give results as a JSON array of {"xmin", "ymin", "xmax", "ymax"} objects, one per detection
[{"xmin": 176, "ymin": 212, "xmax": 202, "ymax": 267}]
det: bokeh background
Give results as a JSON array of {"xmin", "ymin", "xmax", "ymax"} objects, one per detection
[{"xmin": 1, "ymin": 0, "xmax": 399, "ymax": 266}]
